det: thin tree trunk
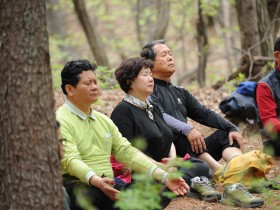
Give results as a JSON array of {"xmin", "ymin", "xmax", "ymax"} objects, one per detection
[
  {"xmin": 221, "ymin": 0, "xmax": 233, "ymax": 78},
  {"xmin": 196, "ymin": 0, "xmax": 208, "ymax": 87},
  {"xmin": 136, "ymin": 0, "xmax": 169, "ymax": 46},
  {"xmin": 136, "ymin": 0, "xmax": 157, "ymax": 46},
  {"xmin": 72, "ymin": 0, "xmax": 109, "ymax": 67},
  {"xmin": 0, "ymin": 0, "xmax": 63, "ymax": 209},
  {"xmin": 150, "ymin": 0, "xmax": 170, "ymax": 40}
]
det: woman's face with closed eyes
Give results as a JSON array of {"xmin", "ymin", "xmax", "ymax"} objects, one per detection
[{"xmin": 129, "ymin": 67, "xmax": 154, "ymax": 100}]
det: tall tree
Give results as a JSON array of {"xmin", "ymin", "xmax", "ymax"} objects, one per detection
[
  {"xmin": 0, "ymin": 0, "xmax": 63, "ymax": 209},
  {"xmin": 236, "ymin": 0, "xmax": 262, "ymax": 80},
  {"xmin": 213, "ymin": 0, "xmax": 280, "ymax": 89},
  {"xmin": 196, "ymin": 0, "xmax": 208, "ymax": 87},
  {"xmin": 72, "ymin": 0, "xmax": 109, "ymax": 67},
  {"xmin": 136, "ymin": 0, "xmax": 170, "ymax": 46},
  {"xmin": 256, "ymin": 0, "xmax": 280, "ymax": 57}
]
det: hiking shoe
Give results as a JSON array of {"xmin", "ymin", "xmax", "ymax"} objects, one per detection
[
  {"xmin": 201, "ymin": 175, "xmax": 216, "ymax": 188},
  {"xmin": 220, "ymin": 183, "xmax": 264, "ymax": 208},
  {"xmin": 248, "ymin": 179, "xmax": 280, "ymax": 193},
  {"xmin": 188, "ymin": 176, "xmax": 221, "ymax": 202}
]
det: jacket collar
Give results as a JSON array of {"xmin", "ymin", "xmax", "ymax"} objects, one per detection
[
  {"xmin": 65, "ymin": 99, "xmax": 96, "ymax": 120},
  {"xmin": 153, "ymin": 78, "xmax": 172, "ymax": 86}
]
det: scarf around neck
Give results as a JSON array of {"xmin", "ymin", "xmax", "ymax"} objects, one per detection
[{"xmin": 124, "ymin": 94, "xmax": 154, "ymax": 120}]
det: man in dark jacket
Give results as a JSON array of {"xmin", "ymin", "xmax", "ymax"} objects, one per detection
[
  {"xmin": 255, "ymin": 37, "xmax": 280, "ymax": 156},
  {"xmin": 140, "ymin": 39, "xmax": 243, "ymax": 172},
  {"xmin": 140, "ymin": 40, "xmax": 266, "ymax": 208}
]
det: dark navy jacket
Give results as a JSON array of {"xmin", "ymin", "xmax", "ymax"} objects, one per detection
[{"xmin": 150, "ymin": 78, "xmax": 238, "ymax": 134}]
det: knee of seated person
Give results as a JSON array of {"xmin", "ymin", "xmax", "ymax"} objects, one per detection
[{"xmin": 180, "ymin": 158, "xmax": 209, "ymax": 178}]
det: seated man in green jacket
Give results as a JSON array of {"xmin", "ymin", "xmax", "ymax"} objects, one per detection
[{"xmin": 56, "ymin": 59, "xmax": 189, "ymax": 210}]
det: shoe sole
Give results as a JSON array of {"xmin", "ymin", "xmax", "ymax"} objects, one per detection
[
  {"xmin": 188, "ymin": 191, "xmax": 221, "ymax": 202},
  {"xmin": 220, "ymin": 198, "xmax": 264, "ymax": 208}
]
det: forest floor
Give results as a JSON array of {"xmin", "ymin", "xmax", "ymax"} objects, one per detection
[{"xmin": 54, "ymin": 87, "xmax": 280, "ymax": 210}]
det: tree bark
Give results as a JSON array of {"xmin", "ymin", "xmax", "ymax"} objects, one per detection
[
  {"xmin": 196, "ymin": 0, "xmax": 208, "ymax": 87},
  {"xmin": 0, "ymin": 0, "xmax": 63, "ymax": 209},
  {"xmin": 150, "ymin": 0, "xmax": 170, "ymax": 40},
  {"xmin": 72, "ymin": 0, "xmax": 109, "ymax": 67},
  {"xmin": 136, "ymin": 0, "xmax": 156, "ymax": 46},
  {"xmin": 256, "ymin": 0, "xmax": 274, "ymax": 57},
  {"xmin": 221, "ymin": 0, "xmax": 234, "ymax": 77},
  {"xmin": 136, "ymin": 0, "xmax": 169, "ymax": 46},
  {"xmin": 267, "ymin": 0, "xmax": 280, "ymax": 38},
  {"xmin": 213, "ymin": 0, "xmax": 264, "ymax": 89},
  {"xmin": 236, "ymin": 0, "xmax": 262, "ymax": 80}
]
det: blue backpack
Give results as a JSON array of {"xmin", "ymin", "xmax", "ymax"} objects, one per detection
[
  {"xmin": 234, "ymin": 81, "xmax": 257, "ymax": 97},
  {"xmin": 219, "ymin": 81, "xmax": 258, "ymax": 120}
]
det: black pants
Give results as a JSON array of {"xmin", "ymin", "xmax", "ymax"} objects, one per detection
[
  {"xmin": 63, "ymin": 158, "xmax": 208, "ymax": 210},
  {"xmin": 63, "ymin": 177, "xmax": 171, "ymax": 210},
  {"xmin": 178, "ymin": 157, "xmax": 210, "ymax": 185},
  {"xmin": 263, "ymin": 136, "xmax": 280, "ymax": 156},
  {"xmin": 173, "ymin": 130, "xmax": 240, "ymax": 161}
]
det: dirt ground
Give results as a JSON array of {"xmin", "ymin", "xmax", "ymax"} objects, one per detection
[{"xmin": 54, "ymin": 88, "xmax": 280, "ymax": 210}]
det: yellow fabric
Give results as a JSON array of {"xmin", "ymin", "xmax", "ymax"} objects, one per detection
[{"xmin": 213, "ymin": 150, "xmax": 274, "ymax": 186}]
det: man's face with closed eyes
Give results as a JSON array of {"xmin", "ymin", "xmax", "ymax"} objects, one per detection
[{"xmin": 152, "ymin": 44, "xmax": 176, "ymax": 80}]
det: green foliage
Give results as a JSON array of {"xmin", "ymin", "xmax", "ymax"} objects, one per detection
[
  {"xmin": 130, "ymin": 137, "xmax": 147, "ymax": 151},
  {"xmin": 51, "ymin": 63, "xmax": 63, "ymax": 90},
  {"xmin": 114, "ymin": 174, "xmax": 166, "ymax": 210},
  {"xmin": 96, "ymin": 66, "xmax": 118, "ymax": 89},
  {"xmin": 49, "ymin": 35, "xmax": 73, "ymax": 90},
  {"xmin": 115, "ymin": 158, "xmax": 193, "ymax": 210},
  {"xmin": 170, "ymin": 0, "xmax": 197, "ymax": 35},
  {"xmin": 200, "ymin": 0, "xmax": 220, "ymax": 16},
  {"xmin": 261, "ymin": 177, "xmax": 280, "ymax": 208},
  {"xmin": 223, "ymin": 73, "xmax": 246, "ymax": 93},
  {"xmin": 262, "ymin": 61, "xmax": 274, "ymax": 75}
]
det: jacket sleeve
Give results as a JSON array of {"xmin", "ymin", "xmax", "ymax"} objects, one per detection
[
  {"xmin": 181, "ymin": 88, "xmax": 239, "ymax": 133},
  {"xmin": 149, "ymin": 92, "xmax": 193, "ymax": 136},
  {"xmin": 59, "ymin": 118, "xmax": 96, "ymax": 184}
]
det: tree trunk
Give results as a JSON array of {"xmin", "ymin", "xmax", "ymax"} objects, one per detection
[
  {"xmin": 256, "ymin": 0, "xmax": 274, "ymax": 57},
  {"xmin": 136, "ymin": 0, "xmax": 156, "ymax": 46},
  {"xmin": 196, "ymin": 0, "xmax": 208, "ymax": 87},
  {"xmin": 150, "ymin": 0, "xmax": 170, "ymax": 40},
  {"xmin": 236, "ymin": 0, "xmax": 262, "ymax": 80},
  {"xmin": 0, "ymin": 0, "xmax": 63, "ymax": 209},
  {"xmin": 72, "ymin": 0, "xmax": 109, "ymax": 67},
  {"xmin": 221, "ymin": 0, "xmax": 234, "ymax": 77},
  {"xmin": 267, "ymin": 0, "xmax": 280, "ymax": 38},
  {"xmin": 136, "ymin": 0, "xmax": 169, "ymax": 46}
]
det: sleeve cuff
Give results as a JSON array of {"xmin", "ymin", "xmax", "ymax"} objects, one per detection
[
  {"xmin": 147, "ymin": 165, "xmax": 159, "ymax": 178},
  {"xmin": 182, "ymin": 124, "xmax": 193, "ymax": 136},
  {"xmin": 85, "ymin": 171, "xmax": 96, "ymax": 185}
]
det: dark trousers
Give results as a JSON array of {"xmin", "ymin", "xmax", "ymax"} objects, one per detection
[
  {"xmin": 63, "ymin": 178, "xmax": 171, "ymax": 210},
  {"xmin": 262, "ymin": 134, "xmax": 280, "ymax": 156},
  {"xmin": 173, "ymin": 130, "xmax": 240, "ymax": 161},
  {"xmin": 178, "ymin": 157, "xmax": 210, "ymax": 185},
  {"xmin": 64, "ymin": 181, "xmax": 117, "ymax": 210},
  {"xmin": 63, "ymin": 159, "xmax": 208, "ymax": 210}
]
